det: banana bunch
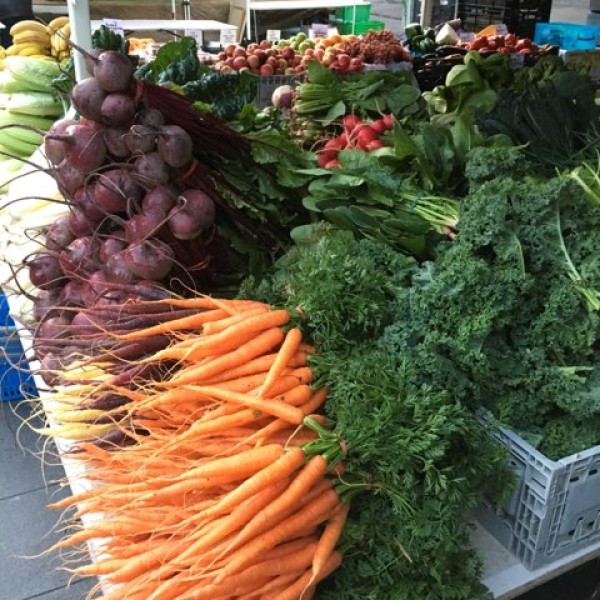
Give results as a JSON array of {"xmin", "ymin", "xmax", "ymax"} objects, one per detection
[
  {"xmin": 47, "ymin": 16, "xmax": 71, "ymax": 61},
  {"xmin": 7, "ymin": 20, "xmax": 52, "ymax": 59}
]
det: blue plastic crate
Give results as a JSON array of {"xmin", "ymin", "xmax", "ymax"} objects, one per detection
[
  {"xmin": 476, "ymin": 425, "xmax": 600, "ymax": 570},
  {"xmin": 0, "ymin": 328, "xmax": 38, "ymax": 402},
  {"xmin": 534, "ymin": 22, "xmax": 600, "ymax": 51},
  {"xmin": 0, "ymin": 291, "xmax": 14, "ymax": 327}
]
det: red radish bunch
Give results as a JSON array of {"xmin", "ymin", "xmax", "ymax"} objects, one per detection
[
  {"xmin": 456, "ymin": 34, "xmax": 541, "ymax": 55},
  {"xmin": 316, "ymin": 114, "xmax": 394, "ymax": 169}
]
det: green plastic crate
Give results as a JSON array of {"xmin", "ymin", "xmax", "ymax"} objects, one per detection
[
  {"xmin": 339, "ymin": 19, "xmax": 385, "ymax": 35},
  {"xmin": 334, "ymin": 4, "xmax": 371, "ymax": 22}
]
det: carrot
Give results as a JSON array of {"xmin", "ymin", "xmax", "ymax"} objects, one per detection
[
  {"xmin": 70, "ymin": 556, "xmax": 127, "ymax": 577},
  {"xmin": 240, "ymin": 570, "xmax": 304, "ymax": 598},
  {"xmin": 181, "ymin": 310, "xmax": 292, "ymax": 363},
  {"xmin": 258, "ymin": 327, "xmax": 304, "ymax": 397},
  {"xmin": 212, "ymin": 487, "xmax": 341, "ymax": 584},
  {"xmin": 182, "ymin": 385, "xmax": 305, "ymax": 425},
  {"xmin": 179, "ymin": 541, "xmax": 319, "ymax": 600},
  {"xmin": 300, "ymin": 387, "xmax": 328, "ymax": 415},
  {"xmin": 222, "ymin": 454, "xmax": 329, "ymax": 556},
  {"xmin": 165, "ymin": 327, "xmax": 285, "ymax": 385},
  {"xmin": 202, "ymin": 446, "xmax": 306, "ymax": 519},
  {"xmin": 271, "ymin": 551, "xmax": 342, "ymax": 600},
  {"xmin": 116, "ymin": 308, "xmax": 230, "ymax": 340},
  {"xmin": 202, "ymin": 305, "xmax": 270, "ymax": 335},
  {"xmin": 306, "ymin": 502, "xmax": 350, "ymax": 590},
  {"xmin": 176, "ymin": 477, "xmax": 292, "ymax": 566},
  {"xmin": 203, "ymin": 351, "xmax": 309, "ymax": 385}
]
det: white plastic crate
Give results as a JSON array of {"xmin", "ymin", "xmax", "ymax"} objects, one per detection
[{"xmin": 476, "ymin": 426, "xmax": 600, "ymax": 570}]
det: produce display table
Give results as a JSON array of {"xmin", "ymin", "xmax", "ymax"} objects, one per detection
[
  {"xmin": 472, "ymin": 525, "xmax": 600, "ymax": 599},
  {"xmin": 89, "ymin": 19, "xmax": 238, "ymax": 46},
  {"xmin": 240, "ymin": 0, "xmax": 371, "ymax": 41}
]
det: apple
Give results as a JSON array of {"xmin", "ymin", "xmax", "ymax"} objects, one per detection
[
  {"xmin": 233, "ymin": 56, "xmax": 248, "ymax": 70},
  {"xmin": 266, "ymin": 56, "xmax": 278, "ymax": 68},
  {"xmin": 247, "ymin": 43, "xmax": 259, "ymax": 52},
  {"xmin": 247, "ymin": 54, "xmax": 260, "ymax": 69},
  {"xmin": 254, "ymin": 49, "xmax": 267, "ymax": 63},
  {"xmin": 285, "ymin": 67, "xmax": 296, "ymax": 75},
  {"xmin": 304, "ymin": 48, "xmax": 315, "ymax": 58},
  {"xmin": 259, "ymin": 39, "xmax": 271, "ymax": 49},
  {"xmin": 277, "ymin": 58, "xmax": 288, "ymax": 70},
  {"xmin": 259, "ymin": 63, "xmax": 274, "ymax": 76},
  {"xmin": 281, "ymin": 47, "xmax": 295, "ymax": 60},
  {"xmin": 224, "ymin": 44, "xmax": 237, "ymax": 57},
  {"xmin": 217, "ymin": 51, "xmax": 227, "ymax": 61}
]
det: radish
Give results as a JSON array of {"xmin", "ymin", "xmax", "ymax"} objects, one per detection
[
  {"xmin": 382, "ymin": 114, "xmax": 394, "ymax": 130},
  {"xmin": 366, "ymin": 139, "xmax": 383, "ymax": 151},
  {"xmin": 343, "ymin": 114, "xmax": 362, "ymax": 135},
  {"xmin": 371, "ymin": 119, "xmax": 387, "ymax": 135}
]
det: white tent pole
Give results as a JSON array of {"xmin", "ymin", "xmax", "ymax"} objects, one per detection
[
  {"xmin": 420, "ymin": 0, "xmax": 432, "ymax": 27},
  {"xmin": 67, "ymin": 0, "xmax": 93, "ymax": 83}
]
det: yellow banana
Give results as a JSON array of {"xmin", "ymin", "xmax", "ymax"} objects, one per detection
[
  {"xmin": 48, "ymin": 16, "xmax": 69, "ymax": 32},
  {"xmin": 55, "ymin": 34, "xmax": 68, "ymax": 52},
  {"xmin": 9, "ymin": 20, "xmax": 47, "ymax": 36},
  {"xmin": 17, "ymin": 44, "xmax": 47, "ymax": 56},
  {"xmin": 12, "ymin": 31, "xmax": 50, "ymax": 46},
  {"xmin": 0, "ymin": 47, "xmax": 5, "ymax": 59},
  {"xmin": 60, "ymin": 23, "xmax": 71, "ymax": 38}
]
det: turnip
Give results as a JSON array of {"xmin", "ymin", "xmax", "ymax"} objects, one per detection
[
  {"xmin": 134, "ymin": 152, "xmax": 170, "ymax": 187},
  {"xmin": 71, "ymin": 77, "xmax": 106, "ymax": 121},
  {"xmin": 122, "ymin": 239, "xmax": 175, "ymax": 280},
  {"xmin": 157, "ymin": 125, "xmax": 193, "ymax": 169},
  {"xmin": 168, "ymin": 189, "xmax": 216, "ymax": 240},
  {"xmin": 125, "ymin": 124, "xmax": 156, "ymax": 155},
  {"xmin": 28, "ymin": 254, "xmax": 64, "ymax": 290},
  {"xmin": 272, "ymin": 85, "xmax": 294, "ymax": 109},
  {"xmin": 93, "ymin": 51, "xmax": 134, "ymax": 93},
  {"xmin": 101, "ymin": 93, "xmax": 136, "ymax": 128},
  {"xmin": 95, "ymin": 169, "xmax": 142, "ymax": 213}
]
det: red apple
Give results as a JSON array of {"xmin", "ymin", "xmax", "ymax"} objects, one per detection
[
  {"xmin": 233, "ymin": 56, "xmax": 248, "ymax": 70},
  {"xmin": 247, "ymin": 54, "xmax": 260, "ymax": 69},
  {"xmin": 259, "ymin": 63, "xmax": 274, "ymax": 76},
  {"xmin": 224, "ymin": 44, "xmax": 237, "ymax": 57}
]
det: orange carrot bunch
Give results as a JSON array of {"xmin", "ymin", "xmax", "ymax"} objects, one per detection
[{"xmin": 48, "ymin": 297, "xmax": 349, "ymax": 599}]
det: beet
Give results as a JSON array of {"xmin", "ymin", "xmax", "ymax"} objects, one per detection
[
  {"xmin": 73, "ymin": 185, "xmax": 105, "ymax": 221},
  {"xmin": 57, "ymin": 124, "xmax": 107, "ymax": 172},
  {"xmin": 28, "ymin": 254, "xmax": 64, "ymax": 290},
  {"xmin": 70, "ymin": 78, "xmax": 106, "ymax": 121},
  {"xmin": 71, "ymin": 311, "xmax": 101, "ymax": 334},
  {"xmin": 124, "ymin": 209, "xmax": 167, "ymax": 243},
  {"xmin": 141, "ymin": 186, "xmax": 177, "ymax": 213},
  {"xmin": 125, "ymin": 124, "xmax": 156, "ymax": 155},
  {"xmin": 43, "ymin": 118, "xmax": 76, "ymax": 165},
  {"xmin": 95, "ymin": 169, "xmax": 142, "ymax": 214},
  {"xmin": 93, "ymin": 51, "xmax": 134, "ymax": 93},
  {"xmin": 103, "ymin": 128, "xmax": 130, "ymax": 159},
  {"xmin": 157, "ymin": 125, "xmax": 193, "ymax": 168},
  {"xmin": 59, "ymin": 280, "xmax": 90, "ymax": 307},
  {"xmin": 55, "ymin": 160, "xmax": 87, "ymax": 196},
  {"xmin": 45, "ymin": 215, "xmax": 75, "ymax": 253},
  {"xmin": 40, "ymin": 315, "xmax": 71, "ymax": 339},
  {"xmin": 84, "ymin": 48, "xmax": 103, "ymax": 77},
  {"xmin": 68, "ymin": 205, "xmax": 99, "ymax": 237},
  {"xmin": 33, "ymin": 289, "xmax": 62, "ymax": 322},
  {"xmin": 99, "ymin": 236, "xmax": 127, "ymax": 263},
  {"xmin": 122, "ymin": 239, "xmax": 175, "ymax": 281},
  {"xmin": 138, "ymin": 108, "xmax": 165, "ymax": 129},
  {"xmin": 131, "ymin": 280, "xmax": 170, "ymax": 300},
  {"xmin": 106, "ymin": 252, "xmax": 136, "ymax": 284},
  {"xmin": 134, "ymin": 152, "xmax": 169, "ymax": 187},
  {"xmin": 59, "ymin": 236, "xmax": 99, "ymax": 277},
  {"xmin": 168, "ymin": 189, "xmax": 216, "ymax": 240},
  {"xmin": 101, "ymin": 93, "xmax": 136, "ymax": 128}
]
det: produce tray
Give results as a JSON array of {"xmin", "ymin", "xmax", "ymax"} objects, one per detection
[
  {"xmin": 475, "ymin": 425, "xmax": 600, "ymax": 571},
  {"xmin": 255, "ymin": 74, "xmax": 305, "ymax": 109},
  {"xmin": 0, "ymin": 326, "xmax": 38, "ymax": 402},
  {"xmin": 534, "ymin": 22, "xmax": 600, "ymax": 51}
]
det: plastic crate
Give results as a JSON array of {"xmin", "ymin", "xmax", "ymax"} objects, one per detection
[
  {"xmin": 338, "ymin": 19, "xmax": 385, "ymax": 35},
  {"xmin": 534, "ymin": 22, "xmax": 600, "ymax": 51},
  {"xmin": 0, "ymin": 291, "xmax": 14, "ymax": 327},
  {"xmin": 475, "ymin": 426, "xmax": 600, "ymax": 570},
  {"xmin": 255, "ymin": 74, "xmax": 305, "ymax": 109},
  {"xmin": 0, "ymin": 327, "xmax": 38, "ymax": 402},
  {"xmin": 334, "ymin": 4, "xmax": 371, "ymax": 23}
]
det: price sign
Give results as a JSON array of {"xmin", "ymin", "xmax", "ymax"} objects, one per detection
[
  {"xmin": 220, "ymin": 28, "xmax": 237, "ymax": 48},
  {"xmin": 495, "ymin": 23, "xmax": 509, "ymax": 36},
  {"xmin": 185, "ymin": 29, "xmax": 204, "ymax": 46},
  {"xmin": 266, "ymin": 29, "xmax": 281, "ymax": 43},
  {"xmin": 103, "ymin": 18, "xmax": 124, "ymax": 37}
]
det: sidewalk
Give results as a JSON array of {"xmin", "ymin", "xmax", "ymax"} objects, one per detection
[{"xmin": 0, "ymin": 399, "xmax": 96, "ymax": 600}]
